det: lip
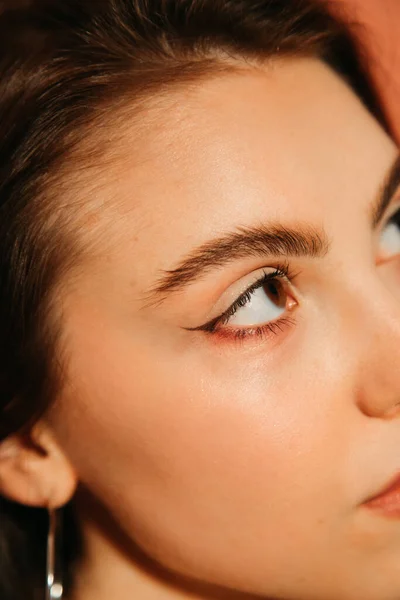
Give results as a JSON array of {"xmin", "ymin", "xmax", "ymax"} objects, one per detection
[{"xmin": 363, "ymin": 472, "xmax": 400, "ymax": 519}]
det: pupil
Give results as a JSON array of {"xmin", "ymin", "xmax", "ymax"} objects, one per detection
[{"xmin": 265, "ymin": 280, "xmax": 285, "ymax": 307}]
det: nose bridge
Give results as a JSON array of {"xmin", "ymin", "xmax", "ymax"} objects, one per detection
[{"xmin": 348, "ymin": 267, "xmax": 400, "ymax": 419}]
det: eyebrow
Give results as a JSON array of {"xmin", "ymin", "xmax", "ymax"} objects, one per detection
[
  {"xmin": 145, "ymin": 154, "xmax": 400, "ymax": 306},
  {"xmin": 371, "ymin": 154, "xmax": 400, "ymax": 227},
  {"xmin": 145, "ymin": 224, "xmax": 329, "ymax": 304}
]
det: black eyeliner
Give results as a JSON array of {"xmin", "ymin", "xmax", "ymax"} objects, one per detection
[{"xmin": 190, "ymin": 263, "xmax": 291, "ymax": 334}]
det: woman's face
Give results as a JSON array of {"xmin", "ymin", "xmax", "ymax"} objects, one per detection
[{"xmin": 52, "ymin": 58, "xmax": 400, "ymax": 599}]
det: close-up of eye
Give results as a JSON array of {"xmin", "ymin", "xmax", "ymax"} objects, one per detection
[{"xmin": 192, "ymin": 266, "xmax": 297, "ymax": 341}]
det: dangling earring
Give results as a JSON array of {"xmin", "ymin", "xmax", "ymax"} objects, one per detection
[{"xmin": 46, "ymin": 507, "xmax": 64, "ymax": 600}]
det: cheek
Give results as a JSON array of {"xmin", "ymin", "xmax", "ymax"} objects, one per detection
[
  {"xmin": 377, "ymin": 258, "xmax": 400, "ymax": 303},
  {"xmin": 52, "ymin": 313, "xmax": 354, "ymax": 589}
]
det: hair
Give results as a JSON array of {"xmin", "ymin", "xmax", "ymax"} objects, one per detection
[{"xmin": 0, "ymin": 1, "xmax": 385, "ymax": 598}]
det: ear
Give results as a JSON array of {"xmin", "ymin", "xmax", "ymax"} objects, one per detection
[{"xmin": 0, "ymin": 422, "xmax": 77, "ymax": 509}]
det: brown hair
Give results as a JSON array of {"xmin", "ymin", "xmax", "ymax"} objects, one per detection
[{"xmin": 0, "ymin": 1, "xmax": 382, "ymax": 598}]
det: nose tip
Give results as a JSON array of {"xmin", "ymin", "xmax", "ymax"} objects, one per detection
[
  {"xmin": 350, "ymin": 282, "xmax": 400, "ymax": 420},
  {"xmin": 356, "ymin": 385, "xmax": 400, "ymax": 420}
]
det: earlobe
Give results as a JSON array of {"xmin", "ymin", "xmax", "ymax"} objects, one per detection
[{"xmin": 0, "ymin": 423, "xmax": 77, "ymax": 509}]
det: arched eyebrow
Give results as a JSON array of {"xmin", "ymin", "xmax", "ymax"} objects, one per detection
[
  {"xmin": 144, "ymin": 224, "xmax": 329, "ymax": 305},
  {"xmin": 370, "ymin": 154, "xmax": 400, "ymax": 227}
]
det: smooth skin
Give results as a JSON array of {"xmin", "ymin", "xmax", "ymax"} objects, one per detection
[{"xmin": 1, "ymin": 58, "xmax": 400, "ymax": 600}]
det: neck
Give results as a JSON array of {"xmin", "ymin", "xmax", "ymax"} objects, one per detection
[{"xmin": 67, "ymin": 489, "xmax": 265, "ymax": 600}]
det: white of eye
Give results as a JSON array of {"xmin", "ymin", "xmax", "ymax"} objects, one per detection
[
  {"xmin": 229, "ymin": 281, "xmax": 286, "ymax": 326},
  {"xmin": 379, "ymin": 220, "xmax": 400, "ymax": 258}
]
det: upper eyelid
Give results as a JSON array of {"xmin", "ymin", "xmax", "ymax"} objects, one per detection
[
  {"xmin": 186, "ymin": 273, "xmax": 267, "ymax": 332},
  {"xmin": 213, "ymin": 265, "xmax": 280, "ymax": 309},
  {"xmin": 185, "ymin": 276, "xmax": 260, "ymax": 331},
  {"xmin": 191, "ymin": 267, "xmax": 290, "ymax": 331}
]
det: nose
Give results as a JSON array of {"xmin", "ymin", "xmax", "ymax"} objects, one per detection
[{"xmin": 352, "ymin": 272, "xmax": 400, "ymax": 420}]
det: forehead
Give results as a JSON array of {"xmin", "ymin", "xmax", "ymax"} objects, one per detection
[{"xmin": 91, "ymin": 58, "xmax": 396, "ymax": 274}]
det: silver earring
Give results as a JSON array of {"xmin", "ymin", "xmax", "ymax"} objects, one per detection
[{"xmin": 46, "ymin": 507, "xmax": 64, "ymax": 600}]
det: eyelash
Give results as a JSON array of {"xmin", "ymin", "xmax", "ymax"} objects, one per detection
[
  {"xmin": 194, "ymin": 263, "xmax": 296, "ymax": 342},
  {"xmin": 386, "ymin": 206, "xmax": 400, "ymax": 227}
]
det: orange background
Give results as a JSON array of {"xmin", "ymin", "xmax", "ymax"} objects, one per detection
[{"xmin": 332, "ymin": 0, "xmax": 400, "ymax": 141}]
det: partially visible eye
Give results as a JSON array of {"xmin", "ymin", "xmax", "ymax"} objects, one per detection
[{"xmin": 379, "ymin": 207, "xmax": 400, "ymax": 259}]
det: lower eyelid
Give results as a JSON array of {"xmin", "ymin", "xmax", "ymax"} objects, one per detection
[{"xmin": 206, "ymin": 315, "xmax": 296, "ymax": 345}]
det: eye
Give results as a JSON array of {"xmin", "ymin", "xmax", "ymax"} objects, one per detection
[
  {"xmin": 191, "ymin": 265, "xmax": 297, "ymax": 340},
  {"xmin": 379, "ymin": 207, "xmax": 400, "ymax": 259}
]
